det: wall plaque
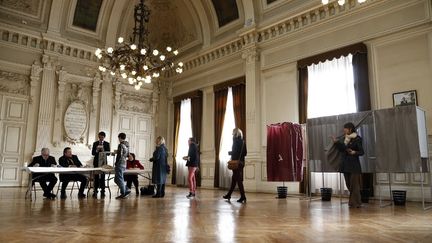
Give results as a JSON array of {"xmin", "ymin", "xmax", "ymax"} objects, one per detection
[{"xmin": 64, "ymin": 101, "xmax": 87, "ymax": 143}]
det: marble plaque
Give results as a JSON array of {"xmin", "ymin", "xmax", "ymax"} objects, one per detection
[{"xmin": 64, "ymin": 101, "xmax": 87, "ymax": 141}]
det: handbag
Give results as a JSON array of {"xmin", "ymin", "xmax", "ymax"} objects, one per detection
[{"xmin": 227, "ymin": 140, "xmax": 245, "ymax": 170}]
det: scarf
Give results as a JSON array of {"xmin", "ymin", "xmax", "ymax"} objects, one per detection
[{"xmin": 344, "ymin": 132, "xmax": 357, "ymax": 145}]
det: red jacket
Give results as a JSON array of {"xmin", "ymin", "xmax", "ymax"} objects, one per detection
[{"xmin": 126, "ymin": 159, "xmax": 144, "ymax": 169}]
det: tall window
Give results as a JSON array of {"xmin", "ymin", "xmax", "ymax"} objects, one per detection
[
  {"xmin": 175, "ymin": 99, "xmax": 193, "ymax": 186},
  {"xmin": 219, "ymin": 88, "xmax": 236, "ymax": 188},
  {"xmin": 308, "ymin": 54, "xmax": 356, "ymax": 193}
]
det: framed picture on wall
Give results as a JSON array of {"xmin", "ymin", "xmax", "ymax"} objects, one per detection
[{"xmin": 393, "ymin": 90, "xmax": 418, "ymax": 107}]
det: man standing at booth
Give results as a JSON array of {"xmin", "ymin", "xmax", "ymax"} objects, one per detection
[{"xmin": 91, "ymin": 131, "xmax": 110, "ymax": 198}]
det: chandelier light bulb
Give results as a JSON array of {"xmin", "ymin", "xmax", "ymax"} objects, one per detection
[
  {"xmin": 178, "ymin": 62, "xmax": 184, "ymax": 67},
  {"xmin": 97, "ymin": 54, "xmax": 102, "ymax": 59},
  {"xmin": 107, "ymin": 47, "xmax": 113, "ymax": 54},
  {"xmin": 358, "ymin": 0, "xmax": 366, "ymax": 3},
  {"xmin": 160, "ymin": 55, "xmax": 165, "ymax": 61},
  {"xmin": 153, "ymin": 50, "xmax": 159, "ymax": 56},
  {"xmin": 322, "ymin": 0, "xmax": 329, "ymax": 4},
  {"xmin": 143, "ymin": 65, "xmax": 148, "ymax": 70},
  {"xmin": 152, "ymin": 72, "xmax": 160, "ymax": 78},
  {"xmin": 110, "ymin": 71, "xmax": 116, "ymax": 76},
  {"xmin": 120, "ymin": 64, "xmax": 125, "ymax": 70},
  {"xmin": 95, "ymin": 48, "xmax": 101, "ymax": 55},
  {"xmin": 130, "ymin": 44, "xmax": 137, "ymax": 50},
  {"xmin": 128, "ymin": 77, "xmax": 134, "ymax": 84},
  {"xmin": 173, "ymin": 50, "xmax": 179, "ymax": 55},
  {"xmin": 144, "ymin": 78, "xmax": 151, "ymax": 84},
  {"xmin": 118, "ymin": 37, "xmax": 124, "ymax": 43},
  {"xmin": 140, "ymin": 49, "xmax": 146, "ymax": 55},
  {"xmin": 146, "ymin": 75, "xmax": 151, "ymax": 80},
  {"xmin": 131, "ymin": 70, "xmax": 137, "ymax": 75},
  {"xmin": 338, "ymin": 0, "xmax": 345, "ymax": 5},
  {"xmin": 98, "ymin": 66, "xmax": 104, "ymax": 71},
  {"xmin": 137, "ymin": 76, "xmax": 142, "ymax": 80},
  {"xmin": 134, "ymin": 85, "xmax": 140, "ymax": 90},
  {"xmin": 121, "ymin": 73, "xmax": 127, "ymax": 79},
  {"xmin": 138, "ymin": 81, "xmax": 143, "ymax": 85},
  {"xmin": 166, "ymin": 46, "xmax": 172, "ymax": 52}
]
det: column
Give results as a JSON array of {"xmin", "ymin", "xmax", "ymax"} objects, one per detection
[
  {"xmin": 52, "ymin": 67, "xmax": 67, "ymax": 147},
  {"xmin": 242, "ymin": 45, "xmax": 261, "ymax": 191},
  {"xmin": 88, "ymin": 73, "xmax": 102, "ymax": 143},
  {"xmin": 99, "ymin": 74, "xmax": 114, "ymax": 142},
  {"xmin": 200, "ymin": 86, "xmax": 215, "ymax": 188},
  {"xmin": 35, "ymin": 55, "xmax": 57, "ymax": 150}
]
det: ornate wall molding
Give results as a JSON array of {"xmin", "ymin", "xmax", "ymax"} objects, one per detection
[{"xmin": 0, "ymin": 70, "xmax": 30, "ymax": 96}]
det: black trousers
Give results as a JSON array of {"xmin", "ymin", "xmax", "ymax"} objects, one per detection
[
  {"xmin": 61, "ymin": 174, "xmax": 88, "ymax": 194},
  {"xmin": 227, "ymin": 166, "xmax": 245, "ymax": 197},
  {"xmin": 94, "ymin": 173, "xmax": 106, "ymax": 192},
  {"xmin": 34, "ymin": 173, "xmax": 57, "ymax": 195},
  {"xmin": 125, "ymin": 175, "xmax": 139, "ymax": 193}
]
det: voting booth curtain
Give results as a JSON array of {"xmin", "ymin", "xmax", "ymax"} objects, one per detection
[{"xmin": 267, "ymin": 122, "xmax": 304, "ymax": 182}]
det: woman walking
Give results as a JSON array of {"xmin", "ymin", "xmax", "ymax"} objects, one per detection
[{"xmin": 223, "ymin": 128, "xmax": 247, "ymax": 203}]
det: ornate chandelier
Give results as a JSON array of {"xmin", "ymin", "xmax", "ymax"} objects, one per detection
[
  {"xmin": 321, "ymin": 0, "xmax": 366, "ymax": 5},
  {"xmin": 94, "ymin": 0, "xmax": 183, "ymax": 90}
]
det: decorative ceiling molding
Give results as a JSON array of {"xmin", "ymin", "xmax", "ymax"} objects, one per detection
[{"xmin": 0, "ymin": 0, "xmax": 51, "ymax": 31}]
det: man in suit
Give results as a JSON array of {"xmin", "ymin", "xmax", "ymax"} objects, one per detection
[
  {"xmin": 91, "ymin": 131, "xmax": 110, "ymax": 198},
  {"xmin": 59, "ymin": 147, "xmax": 88, "ymax": 199},
  {"xmin": 28, "ymin": 148, "xmax": 58, "ymax": 199}
]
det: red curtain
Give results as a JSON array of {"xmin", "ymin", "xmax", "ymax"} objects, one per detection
[
  {"xmin": 191, "ymin": 94, "xmax": 203, "ymax": 187},
  {"xmin": 267, "ymin": 122, "xmax": 303, "ymax": 182},
  {"xmin": 214, "ymin": 88, "xmax": 228, "ymax": 187},
  {"xmin": 171, "ymin": 102, "xmax": 181, "ymax": 185},
  {"xmin": 232, "ymin": 84, "xmax": 246, "ymax": 138}
]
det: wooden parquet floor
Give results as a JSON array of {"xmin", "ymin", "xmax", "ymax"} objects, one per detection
[{"xmin": 0, "ymin": 187, "xmax": 432, "ymax": 243}]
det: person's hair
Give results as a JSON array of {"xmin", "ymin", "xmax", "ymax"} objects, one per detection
[
  {"xmin": 157, "ymin": 136, "xmax": 165, "ymax": 145},
  {"xmin": 189, "ymin": 137, "xmax": 196, "ymax": 143},
  {"xmin": 343, "ymin": 122, "xmax": 356, "ymax": 133},
  {"xmin": 233, "ymin": 128, "xmax": 243, "ymax": 139},
  {"xmin": 98, "ymin": 131, "xmax": 106, "ymax": 137},
  {"xmin": 129, "ymin": 153, "xmax": 136, "ymax": 160},
  {"xmin": 63, "ymin": 147, "xmax": 71, "ymax": 155},
  {"xmin": 118, "ymin": 133, "xmax": 126, "ymax": 140},
  {"xmin": 41, "ymin": 148, "xmax": 49, "ymax": 154}
]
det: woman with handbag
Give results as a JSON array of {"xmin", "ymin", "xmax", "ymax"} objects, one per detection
[
  {"xmin": 223, "ymin": 128, "xmax": 247, "ymax": 203},
  {"xmin": 332, "ymin": 122, "xmax": 364, "ymax": 208},
  {"xmin": 149, "ymin": 136, "xmax": 168, "ymax": 198}
]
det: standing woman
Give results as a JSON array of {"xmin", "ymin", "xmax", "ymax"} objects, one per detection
[
  {"xmin": 333, "ymin": 122, "xmax": 364, "ymax": 208},
  {"xmin": 150, "ymin": 136, "xmax": 168, "ymax": 198},
  {"xmin": 223, "ymin": 128, "xmax": 247, "ymax": 203},
  {"xmin": 184, "ymin": 137, "xmax": 199, "ymax": 198}
]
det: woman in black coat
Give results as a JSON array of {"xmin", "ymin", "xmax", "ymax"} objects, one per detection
[
  {"xmin": 184, "ymin": 137, "xmax": 199, "ymax": 198},
  {"xmin": 333, "ymin": 122, "xmax": 364, "ymax": 208},
  {"xmin": 150, "ymin": 136, "xmax": 168, "ymax": 198},
  {"xmin": 223, "ymin": 128, "xmax": 247, "ymax": 203}
]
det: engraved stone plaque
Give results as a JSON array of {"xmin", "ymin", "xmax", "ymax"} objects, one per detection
[{"xmin": 64, "ymin": 101, "xmax": 87, "ymax": 142}]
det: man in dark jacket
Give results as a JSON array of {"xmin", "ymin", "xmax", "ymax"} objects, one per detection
[
  {"xmin": 91, "ymin": 131, "xmax": 110, "ymax": 198},
  {"xmin": 59, "ymin": 147, "xmax": 88, "ymax": 199},
  {"xmin": 29, "ymin": 148, "xmax": 58, "ymax": 199}
]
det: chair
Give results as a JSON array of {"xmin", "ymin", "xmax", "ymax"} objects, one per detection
[{"xmin": 56, "ymin": 181, "xmax": 81, "ymax": 197}]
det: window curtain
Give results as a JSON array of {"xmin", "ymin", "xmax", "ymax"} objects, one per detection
[
  {"xmin": 232, "ymin": 84, "xmax": 246, "ymax": 138},
  {"xmin": 307, "ymin": 54, "xmax": 356, "ymax": 194},
  {"xmin": 191, "ymin": 93, "xmax": 203, "ymax": 187},
  {"xmin": 219, "ymin": 88, "xmax": 236, "ymax": 188},
  {"xmin": 175, "ymin": 99, "xmax": 193, "ymax": 186},
  {"xmin": 298, "ymin": 43, "xmax": 372, "ymax": 194},
  {"xmin": 171, "ymin": 102, "xmax": 181, "ymax": 184},
  {"xmin": 214, "ymin": 88, "xmax": 228, "ymax": 187}
]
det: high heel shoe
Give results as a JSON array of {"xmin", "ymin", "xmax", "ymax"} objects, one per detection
[
  {"xmin": 222, "ymin": 194, "xmax": 231, "ymax": 201},
  {"xmin": 237, "ymin": 197, "xmax": 246, "ymax": 203}
]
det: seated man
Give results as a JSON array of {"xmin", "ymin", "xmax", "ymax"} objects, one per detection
[
  {"xmin": 59, "ymin": 147, "xmax": 88, "ymax": 199},
  {"xmin": 28, "ymin": 148, "xmax": 58, "ymax": 199}
]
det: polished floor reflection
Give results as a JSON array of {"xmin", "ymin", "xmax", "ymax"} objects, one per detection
[{"xmin": 1, "ymin": 187, "xmax": 432, "ymax": 242}]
